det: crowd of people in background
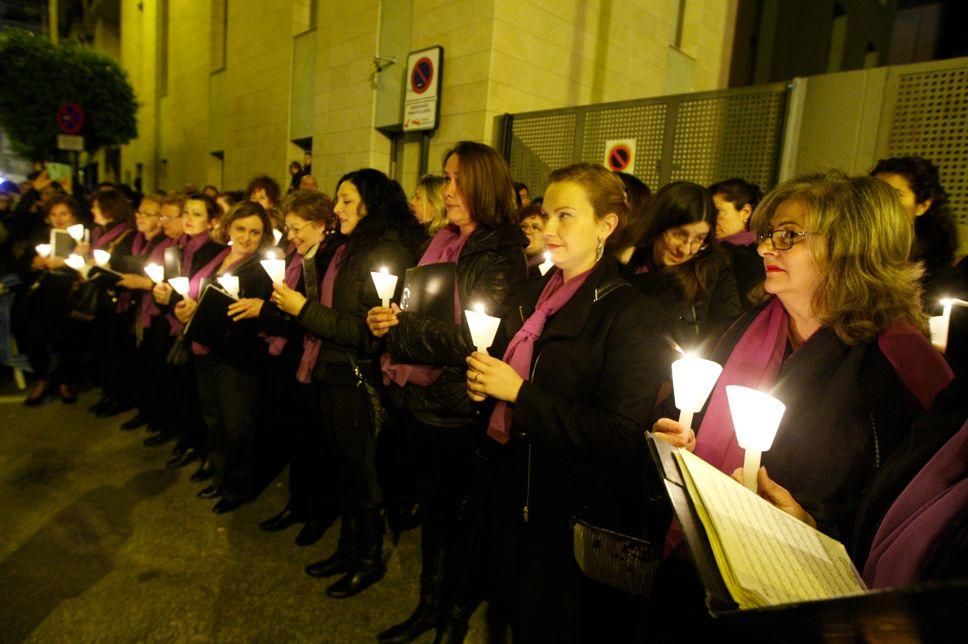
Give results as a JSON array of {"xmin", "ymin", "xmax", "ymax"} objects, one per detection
[{"xmin": 1, "ymin": 144, "xmax": 967, "ymax": 642}]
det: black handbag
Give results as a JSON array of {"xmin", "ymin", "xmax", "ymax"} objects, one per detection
[
  {"xmin": 166, "ymin": 333, "xmax": 190, "ymax": 366},
  {"xmin": 347, "ymin": 352, "xmax": 388, "ymax": 439},
  {"xmin": 66, "ymin": 280, "xmax": 99, "ymax": 321}
]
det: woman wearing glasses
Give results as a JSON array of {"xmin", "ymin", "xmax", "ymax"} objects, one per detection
[
  {"xmin": 651, "ymin": 171, "xmax": 953, "ymax": 553},
  {"xmin": 628, "ymin": 181, "xmax": 741, "ymax": 348}
]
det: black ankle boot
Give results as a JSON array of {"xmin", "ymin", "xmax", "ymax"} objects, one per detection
[
  {"xmin": 378, "ymin": 596, "xmax": 440, "ymax": 643},
  {"xmin": 305, "ymin": 515, "xmax": 357, "ymax": 578},
  {"xmin": 326, "ymin": 507, "xmax": 385, "ymax": 598},
  {"xmin": 432, "ymin": 603, "xmax": 474, "ymax": 644}
]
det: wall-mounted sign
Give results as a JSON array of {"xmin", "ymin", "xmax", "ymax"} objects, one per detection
[
  {"xmin": 56, "ymin": 102, "xmax": 85, "ymax": 134},
  {"xmin": 604, "ymin": 139, "xmax": 636, "ymax": 173},
  {"xmin": 57, "ymin": 134, "xmax": 84, "ymax": 151},
  {"xmin": 403, "ymin": 46, "xmax": 443, "ymax": 132}
]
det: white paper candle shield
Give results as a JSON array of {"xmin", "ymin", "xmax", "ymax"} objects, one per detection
[
  {"xmin": 93, "ymin": 250, "xmax": 111, "ymax": 267},
  {"xmin": 260, "ymin": 251, "xmax": 286, "ymax": 285},
  {"xmin": 65, "ymin": 253, "xmax": 86, "ymax": 270},
  {"xmin": 35, "ymin": 244, "xmax": 52, "ymax": 258},
  {"xmin": 217, "ymin": 274, "xmax": 240, "ymax": 298},
  {"xmin": 538, "ymin": 251, "xmax": 554, "ymax": 276},
  {"xmin": 144, "ymin": 263, "xmax": 165, "ymax": 284},
  {"xmin": 370, "ymin": 267, "xmax": 398, "ymax": 307},
  {"xmin": 273, "ymin": 229, "xmax": 283, "ymax": 245},
  {"xmin": 929, "ymin": 315, "xmax": 949, "ymax": 353},
  {"xmin": 465, "ymin": 304, "xmax": 501, "ymax": 354},
  {"xmin": 671, "ymin": 355, "xmax": 723, "ymax": 429},
  {"xmin": 169, "ymin": 277, "xmax": 190, "ymax": 297},
  {"xmin": 726, "ymin": 385, "xmax": 786, "ymax": 492},
  {"xmin": 67, "ymin": 224, "xmax": 85, "ymax": 242}
]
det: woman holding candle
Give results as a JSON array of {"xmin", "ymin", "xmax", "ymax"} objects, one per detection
[
  {"xmin": 272, "ymin": 169, "xmax": 420, "ymax": 596},
  {"xmin": 150, "ymin": 194, "xmax": 225, "ymax": 465},
  {"xmin": 464, "ymin": 163, "xmax": 669, "ymax": 643},
  {"xmin": 229, "ymin": 189, "xmax": 342, "ymax": 544},
  {"xmin": 20, "ymin": 195, "xmax": 86, "ymax": 405},
  {"xmin": 627, "ymin": 182, "xmax": 742, "ymax": 348},
  {"xmin": 172, "ymin": 201, "xmax": 273, "ymax": 513},
  {"xmin": 708, "ymin": 177, "xmax": 765, "ymax": 310},
  {"xmin": 366, "ymin": 141, "xmax": 528, "ymax": 642},
  {"xmin": 652, "ymin": 171, "xmax": 953, "ymax": 546},
  {"xmin": 86, "ymin": 188, "xmax": 136, "ymax": 419}
]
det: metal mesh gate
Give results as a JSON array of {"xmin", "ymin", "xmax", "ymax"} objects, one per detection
[
  {"xmin": 886, "ymin": 67, "xmax": 968, "ymax": 228},
  {"xmin": 504, "ymin": 83, "xmax": 789, "ymax": 197}
]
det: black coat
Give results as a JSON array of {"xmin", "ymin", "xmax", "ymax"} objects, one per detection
[
  {"xmin": 385, "ymin": 223, "xmax": 528, "ymax": 426},
  {"xmin": 721, "ymin": 240, "xmax": 765, "ymax": 310},
  {"xmin": 629, "ymin": 250, "xmax": 741, "ymax": 349},
  {"xmin": 204, "ymin": 253, "xmax": 273, "ymax": 369},
  {"xmin": 298, "ymin": 230, "xmax": 415, "ymax": 385}
]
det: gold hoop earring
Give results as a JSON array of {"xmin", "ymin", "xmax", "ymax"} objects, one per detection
[{"xmin": 595, "ymin": 237, "xmax": 604, "ymax": 262}]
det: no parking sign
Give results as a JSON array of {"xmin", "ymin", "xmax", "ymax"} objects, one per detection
[
  {"xmin": 603, "ymin": 139, "xmax": 636, "ymax": 173},
  {"xmin": 403, "ymin": 46, "xmax": 443, "ymax": 132}
]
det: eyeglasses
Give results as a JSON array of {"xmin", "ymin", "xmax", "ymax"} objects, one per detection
[
  {"xmin": 136, "ymin": 210, "xmax": 160, "ymax": 218},
  {"xmin": 159, "ymin": 213, "xmax": 183, "ymax": 222},
  {"xmin": 664, "ymin": 229, "xmax": 709, "ymax": 252},
  {"xmin": 756, "ymin": 229, "xmax": 819, "ymax": 251}
]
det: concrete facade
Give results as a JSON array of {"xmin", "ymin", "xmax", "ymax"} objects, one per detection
[{"xmin": 117, "ymin": 0, "xmax": 737, "ymax": 195}]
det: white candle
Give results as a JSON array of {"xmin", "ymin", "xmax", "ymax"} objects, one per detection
[
  {"xmin": 273, "ymin": 228, "xmax": 283, "ymax": 245},
  {"xmin": 169, "ymin": 277, "xmax": 190, "ymax": 297},
  {"xmin": 83, "ymin": 228, "xmax": 90, "ymax": 244},
  {"xmin": 465, "ymin": 302, "xmax": 502, "ymax": 354},
  {"xmin": 671, "ymin": 354, "xmax": 723, "ymax": 429},
  {"xmin": 370, "ymin": 267, "xmax": 399, "ymax": 308},
  {"xmin": 260, "ymin": 250, "xmax": 286, "ymax": 285},
  {"xmin": 217, "ymin": 273, "xmax": 240, "ymax": 298},
  {"xmin": 538, "ymin": 251, "xmax": 554, "ymax": 276},
  {"xmin": 35, "ymin": 244, "xmax": 52, "ymax": 258},
  {"xmin": 67, "ymin": 224, "xmax": 85, "ymax": 242},
  {"xmin": 726, "ymin": 385, "xmax": 786, "ymax": 492},
  {"xmin": 93, "ymin": 249, "xmax": 111, "ymax": 267},
  {"xmin": 65, "ymin": 253, "xmax": 86, "ymax": 271},
  {"xmin": 930, "ymin": 297, "xmax": 968, "ymax": 353},
  {"xmin": 144, "ymin": 263, "xmax": 164, "ymax": 284}
]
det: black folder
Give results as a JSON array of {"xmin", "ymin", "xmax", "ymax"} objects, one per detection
[
  {"xmin": 164, "ymin": 246, "xmax": 183, "ymax": 279},
  {"xmin": 399, "ymin": 262, "xmax": 455, "ymax": 323},
  {"xmin": 88, "ymin": 265, "xmax": 125, "ymax": 286},
  {"xmin": 182, "ymin": 283, "xmax": 237, "ymax": 349},
  {"xmin": 645, "ymin": 434, "xmax": 968, "ymax": 641}
]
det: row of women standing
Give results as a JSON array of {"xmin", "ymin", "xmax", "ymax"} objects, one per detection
[{"xmin": 20, "ymin": 143, "xmax": 965, "ymax": 643}]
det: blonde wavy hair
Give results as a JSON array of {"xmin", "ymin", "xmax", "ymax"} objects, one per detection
[
  {"xmin": 751, "ymin": 170, "xmax": 927, "ymax": 344},
  {"xmin": 414, "ymin": 174, "xmax": 448, "ymax": 235}
]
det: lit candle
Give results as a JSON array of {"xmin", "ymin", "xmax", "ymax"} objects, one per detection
[
  {"xmin": 671, "ymin": 354, "xmax": 723, "ymax": 429},
  {"xmin": 260, "ymin": 250, "xmax": 285, "ymax": 285},
  {"xmin": 465, "ymin": 302, "xmax": 502, "ymax": 354},
  {"xmin": 726, "ymin": 385, "xmax": 786, "ymax": 492},
  {"xmin": 35, "ymin": 244, "xmax": 52, "ymax": 258},
  {"xmin": 930, "ymin": 298, "xmax": 968, "ymax": 353},
  {"xmin": 93, "ymin": 250, "xmax": 111, "ymax": 267},
  {"xmin": 66, "ymin": 224, "xmax": 85, "ymax": 242},
  {"xmin": 217, "ymin": 273, "xmax": 240, "ymax": 298},
  {"xmin": 65, "ymin": 253, "xmax": 86, "ymax": 271},
  {"xmin": 144, "ymin": 263, "xmax": 164, "ymax": 284},
  {"xmin": 273, "ymin": 229, "xmax": 283, "ymax": 245},
  {"xmin": 538, "ymin": 251, "xmax": 554, "ymax": 276},
  {"xmin": 169, "ymin": 277, "xmax": 190, "ymax": 297},
  {"xmin": 370, "ymin": 267, "xmax": 398, "ymax": 308}
]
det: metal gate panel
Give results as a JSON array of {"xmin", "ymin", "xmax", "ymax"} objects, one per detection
[
  {"xmin": 670, "ymin": 91, "xmax": 786, "ymax": 190},
  {"xmin": 580, "ymin": 104, "xmax": 667, "ymax": 189},
  {"xmin": 508, "ymin": 112, "xmax": 578, "ymax": 198},
  {"xmin": 886, "ymin": 67, "xmax": 968, "ymax": 228}
]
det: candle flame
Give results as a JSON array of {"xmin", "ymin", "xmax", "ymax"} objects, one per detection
[
  {"xmin": 265, "ymin": 250, "xmax": 275, "ymax": 259},
  {"xmin": 379, "ymin": 266, "xmax": 388, "ymax": 274},
  {"xmin": 472, "ymin": 302, "xmax": 486, "ymax": 314},
  {"xmin": 543, "ymin": 251, "xmax": 551, "ymax": 261}
]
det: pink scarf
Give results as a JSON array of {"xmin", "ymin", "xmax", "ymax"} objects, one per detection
[
  {"xmin": 381, "ymin": 225, "xmax": 470, "ymax": 387},
  {"xmin": 720, "ymin": 230, "xmax": 757, "ymax": 246},
  {"xmin": 139, "ymin": 236, "xmax": 177, "ymax": 329},
  {"xmin": 296, "ymin": 244, "xmax": 344, "ymax": 383},
  {"xmin": 694, "ymin": 298, "xmax": 953, "ymax": 475},
  {"xmin": 863, "ymin": 418, "xmax": 968, "ymax": 588},
  {"xmin": 266, "ymin": 252, "xmax": 304, "ymax": 356},
  {"xmin": 486, "ymin": 266, "xmax": 593, "ymax": 444},
  {"xmin": 92, "ymin": 222, "xmax": 131, "ymax": 250}
]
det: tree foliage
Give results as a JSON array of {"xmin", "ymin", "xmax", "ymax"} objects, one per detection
[{"xmin": 0, "ymin": 29, "xmax": 138, "ymax": 161}]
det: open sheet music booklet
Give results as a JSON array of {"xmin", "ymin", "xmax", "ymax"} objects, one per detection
[{"xmin": 674, "ymin": 449, "xmax": 867, "ymax": 610}]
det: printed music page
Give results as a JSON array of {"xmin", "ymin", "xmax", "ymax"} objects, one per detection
[{"xmin": 674, "ymin": 449, "xmax": 867, "ymax": 609}]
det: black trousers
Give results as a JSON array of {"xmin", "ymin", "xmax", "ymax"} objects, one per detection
[
  {"xmin": 195, "ymin": 353, "xmax": 263, "ymax": 502},
  {"xmin": 317, "ymin": 381, "xmax": 381, "ymax": 512},
  {"xmin": 92, "ymin": 296, "xmax": 136, "ymax": 406},
  {"xmin": 266, "ymin": 352, "xmax": 337, "ymax": 520}
]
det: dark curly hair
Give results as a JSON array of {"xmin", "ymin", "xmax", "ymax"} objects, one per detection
[
  {"xmin": 708, "ymin": 177, "xmax": 763, "ymax": 232},
  {"xmin": 871, "ymin": 156, "xmax": 957, "ymax": 268},
  {"xmin": 336, "ymin": 169, "xmax": 426, "ymax": 267}
]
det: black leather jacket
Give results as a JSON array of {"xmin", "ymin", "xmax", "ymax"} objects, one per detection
[{"xmin": 386, "ymin": 222, "xmax": 528, "ymax": 427}]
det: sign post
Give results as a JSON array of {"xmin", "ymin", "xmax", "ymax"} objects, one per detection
[
  {"xmin": 403, "ymin": 46, "xmax": 443, "ymax": 133},
  {"xmin": 55, "ymin": 102, "xmax": 85, "ymax": 187}
]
